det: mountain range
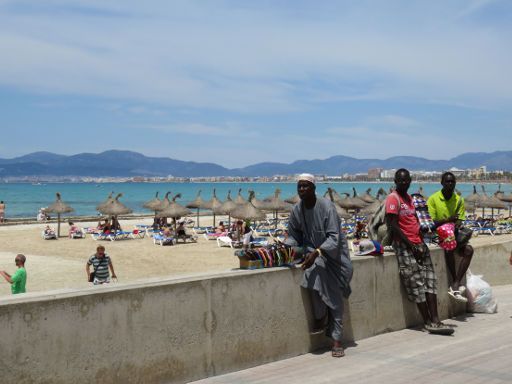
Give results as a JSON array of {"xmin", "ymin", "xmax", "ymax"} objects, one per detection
[{"xmin": 0, "ymin": 150, "xmax": 510, "ymax": 177}]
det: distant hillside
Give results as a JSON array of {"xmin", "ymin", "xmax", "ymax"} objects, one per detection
[{"xmin": 0, "ymin": 150, "xmax": 510, "ymax": 177}]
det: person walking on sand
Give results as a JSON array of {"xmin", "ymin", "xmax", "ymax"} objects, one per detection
[
  {"xmin": 0, "ymin": 201, "xmax": 5, "ymax": 223},
  {"xmin": 86, "ymin": 245, "xmax": 117, "ymax": 285},
  {"xmin": 285, "ymin": 173, "xmax": 353, "ymax": 358},
  {"xmin": 0, "ymin": 254, "xmax": 27, "ymax": 294},
  {"xmin": 386, "ymin": 169, "xmax": 453, "ymax": 335},
  {"xmin": 428, "ymin": 172, "xmax": 473, "ymax": 302}
]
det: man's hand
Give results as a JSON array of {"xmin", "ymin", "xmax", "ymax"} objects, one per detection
[
  {"xmin": 411, "ymin": 243, "xmax": 427, "ymax": 264},
  {"xmin": 509, "ymin": 252, "xmax": 512, "ymax": 266},
  {"xmin": 302, "ymin": 250, "xmax": 319, "ymax": 270},
  {"xmin": 112, "ymin": 273, "xmax": 117, "ymax": 280}
]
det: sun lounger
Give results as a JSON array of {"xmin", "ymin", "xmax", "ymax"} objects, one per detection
[
  {"xmin": 91, "ymin": 231, "xmax": 135, "ymax": 241},
  {"xmin": 192, "ymin": 226, "xmax": 214, "ymax": 235},
  {"xmin": 70, "ymin": 229, "xmax": 85, "ymax": 239},
  {"xmin": 176, "ymin": 232, "xmax": 198, "ymax": 243},
  {"xmin": 203, "ymin": 230, "xmax": 228, "ymax": 240},
  {"xmin": 153, "ymin": 234, "xmax": 176, "ymax": 246},
  {"xmin": 41, "ymin": 230, "xmax": 57, "ymax": 240}
]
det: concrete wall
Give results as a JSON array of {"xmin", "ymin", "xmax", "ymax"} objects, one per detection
[{"xmin": 1, "ymin": 239, "xmax": 510, "ymax": 384}]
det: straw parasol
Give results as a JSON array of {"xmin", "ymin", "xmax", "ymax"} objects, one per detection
[
  {"xmin": 96, "ymin": 191, "xmax": 114, "ymax": 212},
  {"xmin": 218, "ymin": 190, "xmax": 238, "ymax": 227},
  {"xmin": 143, "ymin": 192, "xmax": 161, "ymax": 212},
  {"xmin": 260, "ymin": 189, "xmax": 290, "ymax": 228},
  {"xmin": 326, "ymin": 188, "xmax": 351, "ymax": 219},
  {"xmin": 479, "ymin": 185, "xmax": 507, "ymax": 218},
  {"xmin": 360, "ymin": 199, "xmax": 382, "ymax": 216},
  {"xmin": 360, "ymin": 188, "xmax": 377, "ymax": 204},
  {"xmin": 338, "ymin": 189, "xmax": 367, "ymax": 210},
  {"xmin": 285, "ymin": 194, "xmax": 301, "ymax": 205},
  {"xmin": 203, "ymin": 189, "xmax": 223, "ymax": 227},
  {"xmin": 464, "ymin": 185, "xmax": 480, "ymax": 212},
  {"xmin": 97, "ymin": 193, "xmax": 133, "ymax": 230},
  {"xmin": 186, "ymin": 190, "xmax": 206, "ymax": 227},
  {"xmin": 323, "ymin": 188, "xmax": 347, "ymax": 204},
  {"xmin": 46, "ymin": 192, "xmax": 74, "ymax": 237},
  {"xmin": 376, "ymin": 187, "xmax": 388, "ymax": 201},
  {"xmin": 231, "ymin": 191, "xmax": 266, "ymax": 221},
  {"xmin": 234, "ymin": 188, "xmax": 246, "ymax": 206},
  {"xmin": 156, "ymin": 193, "xmax": 192, "ymax": 232},
  {"xmin": 496, "ymin": 190, "xmax": 512, "ymax": 216}
]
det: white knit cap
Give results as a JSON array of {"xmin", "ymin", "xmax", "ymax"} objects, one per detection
[{"xmin": 297, "ymin": 173, "xmax": 316, "ymax": 185}]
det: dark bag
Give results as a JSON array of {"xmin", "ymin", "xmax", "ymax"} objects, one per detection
[
  {"xmin": 453, "ymin": 199, "xmax": 472, "ymax": 246},
  {"xmin": 455, "ymin": 226, "xmax": 472, "ymax": 246},
  {"xmin": 88, "ymin": 258, "xmax": 104, "ymax": 282}
]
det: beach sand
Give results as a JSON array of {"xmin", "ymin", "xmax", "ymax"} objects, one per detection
[
  {"xmin": 0, "ymin": 215, "xmax": 243, "ymax": 297},
  {"xmin": 0, "ymin": 215, "xmax": 510, "ymax": 297}
]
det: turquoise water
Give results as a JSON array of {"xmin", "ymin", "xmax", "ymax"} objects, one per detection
[{"xmin": 0, "ymin": 182, "xmax": 510, "ymax": 218}]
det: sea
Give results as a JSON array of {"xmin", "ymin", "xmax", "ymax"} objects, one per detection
[{"xmin": 0, "ymin": 181, "xmax": 510, "ymax": 218}]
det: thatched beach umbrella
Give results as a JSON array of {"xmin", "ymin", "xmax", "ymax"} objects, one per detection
[
  {"xmin": 46, "ymin": 192, "xmax": 74, "ymax": 237},
  {"xmin": 479, "ymin": 186, "xmax": 506, "ymax": 218},
  {"xmin": 96, "ymin": 191, "xmax": 114, "ymax": 212},
  {"xmin": 326, "ymin": 188, "xmax": 351, "ymax": 220},
  {"xmin": 323, "ymin": 188, "xmax": 346, "ymax": 204},
  {"xmin": 218, "ymin": 190, "xmax": 238, "ymax": 227},
  {"xmin": 338, "ymin": 189, "xmax": 367, "ymax": 211},
  {"xmin": 98, "ymin": 193, "xmax": 133, "ymax": 230},
  {"xmin": 234, "ymin": 188, "xmax": 246, "ymax": 206},
  {"xmin": 360, "ymin": 199, "xmax": 381, "ymax": 216},
  {"xmin": 285, "ymin": 194, "xmax": 301, "ymax": 205},
  {"xmin": 143, "ymin": 192, "xmax": 162, "ymax": 212},
  {"xmin": 360, "ymin": 188, "xmax": 377, "ymax": 204},
  {"xmin": 203, "ymin": 189, "xmax": 223, "ymax": 227},
  {"xmin": 464, "ymin": 186, "xmax": 480, "ymax": 212},
  {"xmin": 156, "ymin": 193, "xmax": 192, "ymax": 232},
  {"xmin": 261, "ymin": 189, "xmax": 290, "ymax": 228},
  {"xmin": 376, "ymin": 187, "xmax": 388, "ymax": 201},
  {"xmin": 231, "ymin": 191, "xmax": 266, "ymax": 222},
  {"xmin": 496, "ymin": 191, "xmax": 512, "ymax": 216},
  {"xmin": 186, "ymin": 190, "xmax": 206, "ymax": 227}
]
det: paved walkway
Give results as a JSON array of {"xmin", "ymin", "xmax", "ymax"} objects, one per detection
[{"xmin": 193, "ymin": 285, "xmax": 512, "ymax": 384}]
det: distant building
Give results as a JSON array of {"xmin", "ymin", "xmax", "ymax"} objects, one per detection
[{"xmin": 368, "ymin": 168, "xmax": 383, "ymax": 179}]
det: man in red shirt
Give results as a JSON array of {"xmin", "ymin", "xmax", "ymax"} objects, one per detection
[{"xmin": 385, "ymin": 168, "xmax": 453, "ymax": 335}]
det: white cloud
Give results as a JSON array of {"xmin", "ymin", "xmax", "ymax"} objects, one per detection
[{"xmin": 0, "ymin": 1, "xmax": 511, "ymax": 112}]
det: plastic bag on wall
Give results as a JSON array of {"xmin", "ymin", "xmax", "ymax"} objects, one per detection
[{"xmin": 466, "ymin": 270, "xmax": 498, "ymax": 314}]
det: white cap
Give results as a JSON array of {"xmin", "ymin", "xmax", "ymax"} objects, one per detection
[{"xmin": 297, "ymin": 173, "xmax": 316, "ymax": 185}]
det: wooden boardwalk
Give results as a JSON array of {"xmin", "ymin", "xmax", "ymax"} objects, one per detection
[{"xmin": 193, "ymin": 284, "xmax": 512, "ymax": 384}]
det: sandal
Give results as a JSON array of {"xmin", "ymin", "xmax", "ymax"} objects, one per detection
[
  {"xmin": 332, "ymin": 346, "xmax": 345, "ymax": 358},
  {"xmin": 424, "ymin": 322, "xmax": 454, "ymax": 335},
  {"xmin": 448, "ymin": 287, "xmax": 468, "ymax": 303}
]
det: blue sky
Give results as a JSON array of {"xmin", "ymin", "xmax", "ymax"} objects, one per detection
[{"xmin": 0, "ymin": 0, "xmax": 511, "ymax": 167}]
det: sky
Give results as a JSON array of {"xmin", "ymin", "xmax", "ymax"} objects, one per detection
[{"xmin": 0, "ymin": 0, "xmax": 511, "ymax": 168}]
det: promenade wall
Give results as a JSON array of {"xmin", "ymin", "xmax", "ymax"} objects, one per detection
[{"xmin": 1, "ymin": 239, "xmax": 510, "ymax": 384}]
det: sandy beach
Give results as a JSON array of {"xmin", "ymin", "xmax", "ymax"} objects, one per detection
[
  {"xmin": 1, "ymin": 214, "xmax": 510, "ymax": 297},
  {"xmin": 0, "ymin": 215, "xmax": 243, "ymax": 297}
]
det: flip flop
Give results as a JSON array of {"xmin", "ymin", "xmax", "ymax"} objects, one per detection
[
  {"xmin": 448, "ymin": 287, "xmax": 468, "ymax": 303},
  {"xmin": 332, "ymin": 346, "xmax": 345, "ymax": 358},
  {"xmin": 424, "ymin": 322, "xmax": 454, "ymax": 335}
]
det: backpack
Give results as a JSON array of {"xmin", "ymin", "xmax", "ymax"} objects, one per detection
[{"xmin": 368, "ymin": 193, "xmax": 400, "ymax": 246}]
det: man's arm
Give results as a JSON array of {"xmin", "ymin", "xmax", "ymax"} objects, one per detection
[
  {"xmin": 428, "ymin": 197, "xmax": 457, "ymax": 227},
  {"xmin": 109, "ymin": 260, "xmax": 117, "ymax": 279},
  {"xmin": 284, "ymin": 208, "xmax": 302, "ymax": 247},
  {"xmin": 386, "ymin": 213, "xmax": 415, "ymax": 250},
  {"xmin": 86, "ymin": 262, "xmax": 91, "ymax": 281},
  {"xmin": 0, "ymin": 271, "xmax": 12, "ymax": 284}
]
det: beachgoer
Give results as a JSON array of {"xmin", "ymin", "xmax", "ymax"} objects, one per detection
[
  {"xmin": 0, "ymin": 254, "xmax": 27, "ymax": 294},
  {"xmin": 0, "ymin": 200, "xmax": 5, "ymax": 223},
  {"xmin": 177, "ymin": 221, "xmax": 187, "ymax": 237},
  {"xmin": 68, "ymin": 221, "xmax": 82, "ymax": 238},
  {"xmin": 386, "ymin": 169, "xmax": 453, "ymax": 335},
  {"xmin": 428, "ymin": 172, "xmax": 473, "ymax": 302},
  {"xmin": 86, "ymin": 245, "xmax": 116, "ymax": 285},
  {"xmin": 285, "ymin": 173, "xmax": 353, "ymax": 357},
  {"xmin": 216, "ymin": 221, "xmax": 226, "ymax": 234},
  {"xmin": 242, "ymin": 220, "xmax": 253, "ymax": 250}
]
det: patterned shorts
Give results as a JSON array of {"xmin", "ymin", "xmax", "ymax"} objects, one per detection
[{"xmin": 393, "ymin": 242, "xmax": 437, "ymax": 303}]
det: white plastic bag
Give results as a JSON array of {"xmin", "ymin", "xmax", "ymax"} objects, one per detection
[{"xmin": 466, "ymin": 270, "xmax": 498, "ymax": 314}]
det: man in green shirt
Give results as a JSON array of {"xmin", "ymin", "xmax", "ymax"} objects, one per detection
[
  {"xmin": 1, "ymin": 254, "xmax": 27, "ymax": 294},
  {"xmin": 428, "ymin": 172, "xmax": 473, "ymax": 302}
]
